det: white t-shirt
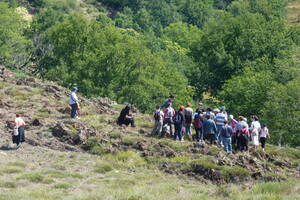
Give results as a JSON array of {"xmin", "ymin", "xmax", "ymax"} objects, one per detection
[
  {"xmin": 69, "ymin": 92, "xmax": 78, "ymax": 105},
  {"xmin": 251, "ymin": 121, "xmax": 261, "ymax": 132}
]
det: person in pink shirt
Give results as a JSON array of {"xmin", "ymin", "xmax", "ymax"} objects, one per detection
[
  {"xmin": 259, "ymin": 124, "xmax": 270, "ymax": 152},
  {"xmin": 14, "ymin": 114, "xmax": 26, "ymax": 148}
]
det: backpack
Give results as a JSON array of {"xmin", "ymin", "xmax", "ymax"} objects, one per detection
[
  {"xmin": 174, "ymin": 112, "xmax": 182, "ymax": 125},
  {"xmin": 241, "ymin": 128, "xmax": 249, "ymax": 136},
  {"xmin": 154, "ymin": 111, "xmax": 161, "ymax": 121},
  {"xmin": 193, "ymin": 114, "xmax": 203, "ymax": 129},
  {"xmin": 185, "ymin": 109, "xmax": 193, "ymax": 124}
]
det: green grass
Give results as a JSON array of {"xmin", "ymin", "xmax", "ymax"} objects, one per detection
[
  {"xmin": 122, "ymin": 136, "xmax": 145, "ymax": 146},
  {"xmin": 53, "ymin": 182, "xmax": 72, "ymax": 189},
  {"xmin": 94, "ymin": 163, "xmax": 114, "ymax": 174},
  {"xmin": 220, "ymin": 166, "xmax": 251, "ymax": 181},
  {"xmin": 1, "ymin": 167, "xmax": 23, "ymax": 174},
  {"xmin": 0, "ymin": 181, "xmax": 17, "ymax": 188},
  {"xmin": 110, "ymin": 131, "xmax": 122, "ymax": 139},
  {"xmin": 159, "ymin": 139, "xmax": 190, "ymax": 152},
  {"xmin": 17, "ymin": 173, "xmax": 53, "ymax": 183},
  {"xmin": 105, "ymin": 151, "xmax": 146, "ymax": 169}
]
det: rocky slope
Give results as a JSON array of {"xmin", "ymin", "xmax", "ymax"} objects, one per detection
[{"xmin": 0, "ymin": 66, "xmax": 300, "ymax": 186}]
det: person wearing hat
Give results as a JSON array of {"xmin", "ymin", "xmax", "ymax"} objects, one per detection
[
  {"xmin": 184, "ymin": 103, "xmax": 193, "ymax": 141},
  {"xmin": 174, "ymin": 106, "xmax": 185, "ymax": 141},
  {"xmin": 161, "ymin": 95, "xmax": 175, "ymax": 109},
  {"xmin": 69, "ymin": 87, "xmax": 79, "ymax": 119},
  {"xmin": 250, "ymin": 115, "xmax": 261, "ymax": 150}
]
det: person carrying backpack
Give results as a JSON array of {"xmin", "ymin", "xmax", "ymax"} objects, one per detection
[
  {"xmin": 220, "ymin": 120, "xmax": 233, "ymax": 153},
  {"xmin": 151, "ymin": 105, "xmax": 164, "ymax": 136},
  {"xmin": 238, "ymin": 118, "xmax": 250, "ymax": 151},
  {"xmin": 163, "ymin": 104, "xmax": 175, "ymax": 137},
  {"xmin": 69, "ymin": 87, "xmax": 79, "ymax": 119},
  {"xmin": 259, "ymin": 124, "xmax": 270, "ymax": 152},
  {"xmin": 184, "ymin": 103, "xmax": 193, "ymax": 141},
  {"xmin": 174, "ymin": 106, "xmax": 185, "ymax": 141},
  {"xmin": 194, "ymin": 109, "xmax": 204, "ymax": 142}
]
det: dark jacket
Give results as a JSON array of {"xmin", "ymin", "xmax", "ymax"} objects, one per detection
[
  {"xmin": 174, "ymin": 111, "xmax": 185, "ymax": 126},
  {"xmin": 117, "ymin": 106, "xmax": 130, "ymax": 125},
  {"xmin": 220, "ymin": 125, "xmax": 233, "ymax": 138},
  {"xmin": 203, "ymin": 119, "xmax": 217, "ymax": 135}
]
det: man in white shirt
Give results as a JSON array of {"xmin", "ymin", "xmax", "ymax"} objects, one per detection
[{"xmin": 69, "ymin": 87, "xmax": 79, "ymax": 119}]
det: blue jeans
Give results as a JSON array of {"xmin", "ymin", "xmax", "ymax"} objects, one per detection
[
  {"xmin": 70, "ymin": 103, "xmax": 78, "ymax": 119},
  {"xmin": 195, "ymin": 128, "xmax": 203, "ymax": 141},
  {"xmin": 185, "ymin": 125, "xmax": 192, "ymax": 136},
  {"xmin": 222, "ymin": 137, "xmax": 232, "ymax": 153},
  {"xmin": 216, "ymin": 125, "xmax": 223, "ymax": 144},
  {"xmin": 174, "ymin": 125, "xmax": 183, "ymax": 140}
]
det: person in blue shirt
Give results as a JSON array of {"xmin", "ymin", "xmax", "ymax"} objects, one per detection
[{"xmin": 220, "ymin": 120, "xmax": 234, "ymax": 153}]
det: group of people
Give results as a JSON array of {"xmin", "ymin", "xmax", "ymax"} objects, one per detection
[
  {"xmin": 151, "ymin": 95, "xmax": 270, "ymax": 153},
  {"xmin": 11, "ymin": 88, "xmax": 270, "ymax": 154}
]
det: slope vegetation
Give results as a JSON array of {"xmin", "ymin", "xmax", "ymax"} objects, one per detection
[{"xmin": 0, "ymin": 67, "xmax": 300, "ymax": 199}]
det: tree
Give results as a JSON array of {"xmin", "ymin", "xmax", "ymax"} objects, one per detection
[
  {"xmin": 191, "ymin": 12, "xmax": 292, "ymax": 93},
  {"xmin": 0, "ymin": 2, "xmax": 32, "ymax": 68},
  {"xmin": 262, "ymin": 80, "xmax": 300, "ymax": 146},
  {"xmin": 219, "ymin": 70, "xmax": 276, "ymax": 118}
]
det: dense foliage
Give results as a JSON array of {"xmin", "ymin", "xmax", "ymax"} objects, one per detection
[{"xmin": 0, "ymin": 0, "xmax": 299, "ymax": 146}]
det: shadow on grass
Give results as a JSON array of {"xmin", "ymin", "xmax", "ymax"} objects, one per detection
[{"xmin": 0, "ymin": 145, "xmax": 20, "ymax": 151}]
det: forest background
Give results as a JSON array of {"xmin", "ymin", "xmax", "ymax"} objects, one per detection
[{"xmin": 0, "ymin": 0, "xmax": 299, "ymax": 146}]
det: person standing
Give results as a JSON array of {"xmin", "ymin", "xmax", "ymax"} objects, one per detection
[
  {"xmin": 220, "ymin": 120, "xmax": 233, "ymax": 153},
  {"xmin": 13, "ymin": 114, "xmax": 26, "ymax": 148},
  {"xmin": 250, "ymin": 115, "xmax": 261, "ymax": 150},
  {"xmin": 203, "ymin": 115, "xmax": 217, "ymax": 145},
  {"xmin": 152, "ymin": 105, "xmax": 164, "ymax": 136},
  {"xmin": 184, "ymin": 103, "xmax": 193, "ymax": 141},
  {"xmin": 260, "ymin": 124, "xmax": 270, "ymax": 152},
  {"xmin": 163, "ymin": 104, "xmax": 175, "ymax": 137},
  {"xmin": 229, "ymin": 115, "xmax": 238, "ymax": 151},
  {"xmin": 193, "ymin": 109, "xmax": 204, "ymax": 142},
  {"xmin": 205, "ymin": 108, "xmax": 215, "ymax": 121},
  {"xmin": 174, "ymin": 106, "xmax": 185, "ymax": 141},
  {"xmin": 161, "ymin": 95, "xmax": 175, "ymax": 109},
  {"xmin": 215, "ymin": 108, "xmax": 227, "ymax": 145},
  {"xmin": 69, "ymin": 87, "xmax": 79, "ymax": 119}
]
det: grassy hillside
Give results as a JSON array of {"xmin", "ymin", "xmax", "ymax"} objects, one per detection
[
  {"xmin": 288, "ymin": 0, "xmax": 300, "ymax": 25},
  {"xmin": 0, "ymin": 67, "xmax": 300, "ymax": 199}
]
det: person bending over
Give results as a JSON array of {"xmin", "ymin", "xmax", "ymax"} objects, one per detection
[{"xmin": 117, "ymin": 105, "xmax": 135, "ymax": 127}]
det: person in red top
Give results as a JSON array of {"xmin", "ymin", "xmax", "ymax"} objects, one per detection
[{"xmin": 14, "ymin": 114, "xmax": 26, "ymax": 148}]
